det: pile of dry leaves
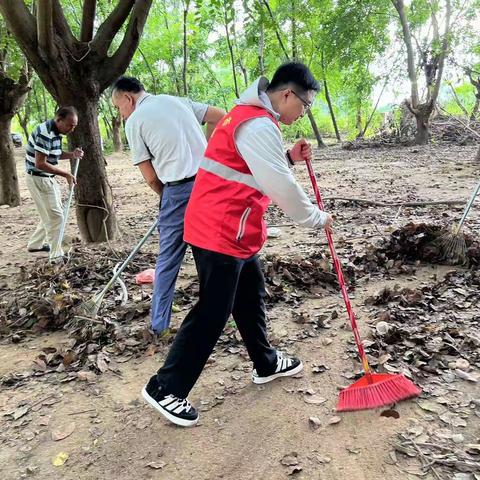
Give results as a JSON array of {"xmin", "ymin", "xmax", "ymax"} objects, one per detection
[
  {"xmin": 359, "ymin": 269, "xmax": 480, "ymax": 478},
  {"xmin": 351, "ymin": 223, "xmax": 480, "ymax": 274},
  {"xmin": 0, "ymin": 246, "xmax": 162, "ymax": 385}
]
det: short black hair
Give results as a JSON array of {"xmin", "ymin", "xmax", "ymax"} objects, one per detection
[
  {"xmin": 55, "ymin": 106, "xmax": 78, "ymax": 120},
  {"xmin": 267, "ymin": 62, "xmax": 320, "ymax": 94},
  {"xmin": 112, "ymin": 76, "xmax": 145, "ymax": 94}
]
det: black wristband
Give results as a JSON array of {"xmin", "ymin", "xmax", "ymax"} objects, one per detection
[{"xmin": 286, "ymin": 150, "xmax": 294, "ymax": 166}]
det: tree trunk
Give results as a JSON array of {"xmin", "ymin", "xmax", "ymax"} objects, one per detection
[
  {"xmin": 355, "ymin": 105, "xmax": 362, "ymax": 137},
  {"xmin": 475, "ymin": 144, "xmax": 480, "ymax": 163},
  {"xmin": 414, "ymin": 113, "xmax": 430, "ymax": 145},
  {"xmin": 471, "ymin": 96, "xmax": 480, "ymax": 121},
  {"xmin": 182, "ymin": 2, "xmax": 189, "ymax": 96},
  {"xmin": 17, "ymin": 110, "xmax": 30, "ymax": 140},
  {"xmin": 224, "ymin": 6, "xmax": 239, "ymax": 98},
  {"xmin": 307, "ymin": 110, "xmax": 326, "ymax": 148},
  {"xmin": 258, "ymin": 23, "xmax": 265, "ymax": 75},
  {"xmin": 290, "ymin": 0, "xmax": 297, "ymax": 60},
  {"xmin": 70, "ymin": 98, "xmax": 116, "ymax": 242},
  {"xmin": 41, "ymin": 86, "xmax": 48, "ymax": 118},
  {"xmin": 0, "ymin": 115, "xmax": 20, "ymax": 206},
  {"xmin": 323, "ymin": 79, "xmax": 341, "ymax": 141},
  {"xmin": 112, "ymin": 112, "xmax": 123, "ymax": 152}
]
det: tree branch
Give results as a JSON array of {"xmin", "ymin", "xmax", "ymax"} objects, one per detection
[
  {"xmin": 52, "ymin": 0, "xmax": 77, "ymax": 48},
  {"xmin": 0, "ymin": 0, "xmax": 39, "ymax": 59},
  {"xmin": 90, "ymin": 0, "xmax": 136, "ymax": 57},
  {"xmin": 97, "ymin": 0, "xmax": 153, "ymax": 92},
  {"xmin": 37, "ymin": 0, "xmax": 56, "ymax": 56},
  {"xmin": 81, "ymin": 0, "xmax": 97, "ymax": 42},
  {"xmin": 260, "ymin": 0, "xmax": 290, "ymax": 60},
  {"xmin": 392, "ymin": 0, "xmax": 420, "ymax": 108},
  {"xmin": 431, "ymin": 0, "xmax": 451, "ymax": 102}
]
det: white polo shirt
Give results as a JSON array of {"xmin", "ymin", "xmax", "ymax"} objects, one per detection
[{"xmin": 125, "ymin": 93, "xmax": 208, "ymax": 183}]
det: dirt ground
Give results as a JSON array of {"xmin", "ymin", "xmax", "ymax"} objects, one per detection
[{"xmin": 0, "ymin": 143, "xmax": 479, "ymax": 480}]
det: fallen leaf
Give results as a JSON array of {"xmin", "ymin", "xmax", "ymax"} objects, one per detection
[
  {"xmin": 51, "ymin": 422, "xmax": 76, "ymax": 441},
  {"xmin": 12, "ymin": 405, "xmax": 30, "ymax": 420},
  {"xmin": 52, "ymin": 452, "xmax": 69, "ymax": 466},
  {"xmin": 287, "ymin": 465, "xmax": 303, "ymax": 475},
  {"xmin": 380, "ymin": 409, "xmax": 400, "ymax": 419},
  {"xmin": 145, "ymin": 461, "xmax": 166, "ymax": 469},
  {"xmin": 328, "ymin": 416, "xmax": 342, "ymax": 425},
  {"xmin": 308, "ymin": 417, "xmax": 322, "ymax": 429},
  {"xmin": 144, "ymin": 344, "xmax": 157, "ymax": 356},
  {"xmin": 417, "ymin": 400, "xmax": 444, "ymax": 415},
  {"xmin": 439, "ymin": 412, "xmax": 467, "ymax": 427},
  {"xmin": 303, "ymin": 395, "xmax": 326, "ymax": 405},
  {"xmin": 281, "ymin": 452, "xmax": 299, "ymax": 466}
]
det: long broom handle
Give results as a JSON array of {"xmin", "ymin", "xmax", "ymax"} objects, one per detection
[
  {"xmin": 305, "ymin": 159, "xmax": 372, "ymax": 377},
  {"xmin": 455, "ymin": 179, "xmax": 480, "ymax": 233},
  {"xmin": 52, "ymin": 157, "xmax": 80, "ymax": 257},
  {"xmin": 93, "ymin": 220, "xmax": 158, "ymax": 301}
]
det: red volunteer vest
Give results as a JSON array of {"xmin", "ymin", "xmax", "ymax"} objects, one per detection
[{"xmin": 184, "ymin": 105, "xmax": 279, "ymax": 258}]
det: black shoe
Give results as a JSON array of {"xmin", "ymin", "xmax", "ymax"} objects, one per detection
[
  {"xmin": 28, "ymin": 244, "xmax": 50, "ymax": 253},
  {"xmin": 142, "ymin": 376, "xmax": 199, "ymax": 427},
  {"xmin": 252, "ymin": 352, "xmax": 303, "ymax": 384}
]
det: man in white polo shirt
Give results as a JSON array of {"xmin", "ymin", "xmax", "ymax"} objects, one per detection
[{"xmin": 111, "ymin": 77, "xmax": 225, "ymax": 333}]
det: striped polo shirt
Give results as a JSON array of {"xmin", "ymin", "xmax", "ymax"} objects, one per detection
[{"xmin": 25, "ymin": 119, "xmax": 63, "ymax": 176}]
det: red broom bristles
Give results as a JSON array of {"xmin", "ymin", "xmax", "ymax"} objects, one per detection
[{"xmin": 337, "ymin": 374, "xmax": 421, "ymax": 412}]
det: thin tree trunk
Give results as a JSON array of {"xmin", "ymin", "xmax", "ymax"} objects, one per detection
[
  {"xmin": 41, "ymin": 86, "xmax": 48, "ymax": 118},
  {"xmin": 355, "ymin": 105, "xmax": 362, "ymax": 137},
  {"xmin": 224, "ymin": 4, "xmax": 239, "ymax": 98},
  {"xmin": 16, "ymin": 110, "xmax": 30, "ymax": 140},
  {"xmin": 138, "ymin": 47, "xmax": 157, "ymax": 94},
  {"xmin": 258, "ymin": 23, "xmax": 265, "ymax": 75},
  {"xmin": 162, "ymin": 0, "xmax": 182, "ymax": 96},
  {"xmin": 360, "ymin": 74, "xmax": 390, "ymax": 138},
  {"xmin": 291, "ymin": 0, "xmax": 297, "ymax": 60},
  {"xmin": 323, "ymin": 78, "xmax": 340, "ymax": 141},
  {"xmin": 307, "ymin": 110, "xmax": 326, "ymax": 148},
  {"xmin": 0, "ymin": 116, "xmax": 20, "ymax": 206},
  {"xmin": 414, "ymin": 113, "xmax": 430, "ymax": 145},
  {"xmin": 475, "ymin": 144, "xmax": 480, "ymax": 163},
  {"xmin": 112, "ymin": 112, "xmax": 122, "ymax": 152},
  {"xmin": 471, "ymin": 96, "xmax": 480, "ymax": 120},
  {"xmin": 182, "ymin": 1, "xmax": 189, "ymax": 96},
  {"xmin": 260, "ymin": 0, "xmax": 326, "ymax": 146},
  {"xmin": 448, "ymin": 83, "xmax": 469, "ymax": 117}
]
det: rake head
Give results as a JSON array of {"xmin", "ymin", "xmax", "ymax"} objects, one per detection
[
  {"xmin": 437, "ymin": 230, "xmax": 468, "ymax": 266},
  {"xmin": 75, "ymin": 292, "xmax": 104, "ymax": 318}
]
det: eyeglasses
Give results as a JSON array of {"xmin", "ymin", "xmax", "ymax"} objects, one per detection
[{"xmin": 291, "ymin": 90, "xmax": 313, "ymax": 111}]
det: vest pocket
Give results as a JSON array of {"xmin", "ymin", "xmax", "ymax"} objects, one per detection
[{"xmin": 236, "ymin": 207, "xmax": 251, "ymax": 242}]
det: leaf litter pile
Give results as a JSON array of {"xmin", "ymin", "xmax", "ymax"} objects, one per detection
[
  {"xmin": 356, "ymin": 268, "xmax": 480, "ymax": 477},
  {"xmin": 0, "ymin": 246, "xmax": 160, "ymax": 385},
  {"xmin": 1, "ymin": 222, "xmax": 478, "ymax": 386}
]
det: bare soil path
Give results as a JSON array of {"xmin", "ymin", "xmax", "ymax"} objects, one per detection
[{"xmin": 1, "ymin": 143, "xmax": 479, "ymax": 480}]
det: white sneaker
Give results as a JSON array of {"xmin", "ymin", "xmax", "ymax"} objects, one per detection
[{"xmin": 252, "ymin": 352, "xmax": 303, "ymax": 384}]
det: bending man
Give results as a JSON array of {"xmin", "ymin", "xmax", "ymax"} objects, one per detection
[
  {"xmin": 25, "ymin": 106, "xmax": 83, "ymax": 259},
  {"xmin": 111, "ymin": 77, "xmax": 225, "ymax": 333}
]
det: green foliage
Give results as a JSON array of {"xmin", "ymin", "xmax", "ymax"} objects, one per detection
[{"xmin": 4, "ymin": 0, "xmax": 480, "ymax": 144}]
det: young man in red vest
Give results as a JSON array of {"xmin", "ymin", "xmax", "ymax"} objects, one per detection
[{"xmin": 142, "ymin": 62, "xmax": 333, "ymax": 427}]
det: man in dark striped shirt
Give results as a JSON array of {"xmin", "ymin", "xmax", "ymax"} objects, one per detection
[{"xmin": 25, "ymin": 106, "xmax": 84, "ymax": 257}]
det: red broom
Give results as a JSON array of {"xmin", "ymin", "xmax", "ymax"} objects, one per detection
[{"xmin": 305, "ymin": 159, "xmax": 421, "ymax": 411}]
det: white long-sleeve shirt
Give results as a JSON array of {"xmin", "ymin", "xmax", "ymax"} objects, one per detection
[{"xmin": 234, "ymin": 78, "xmax": 328, "ymax": 229}]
